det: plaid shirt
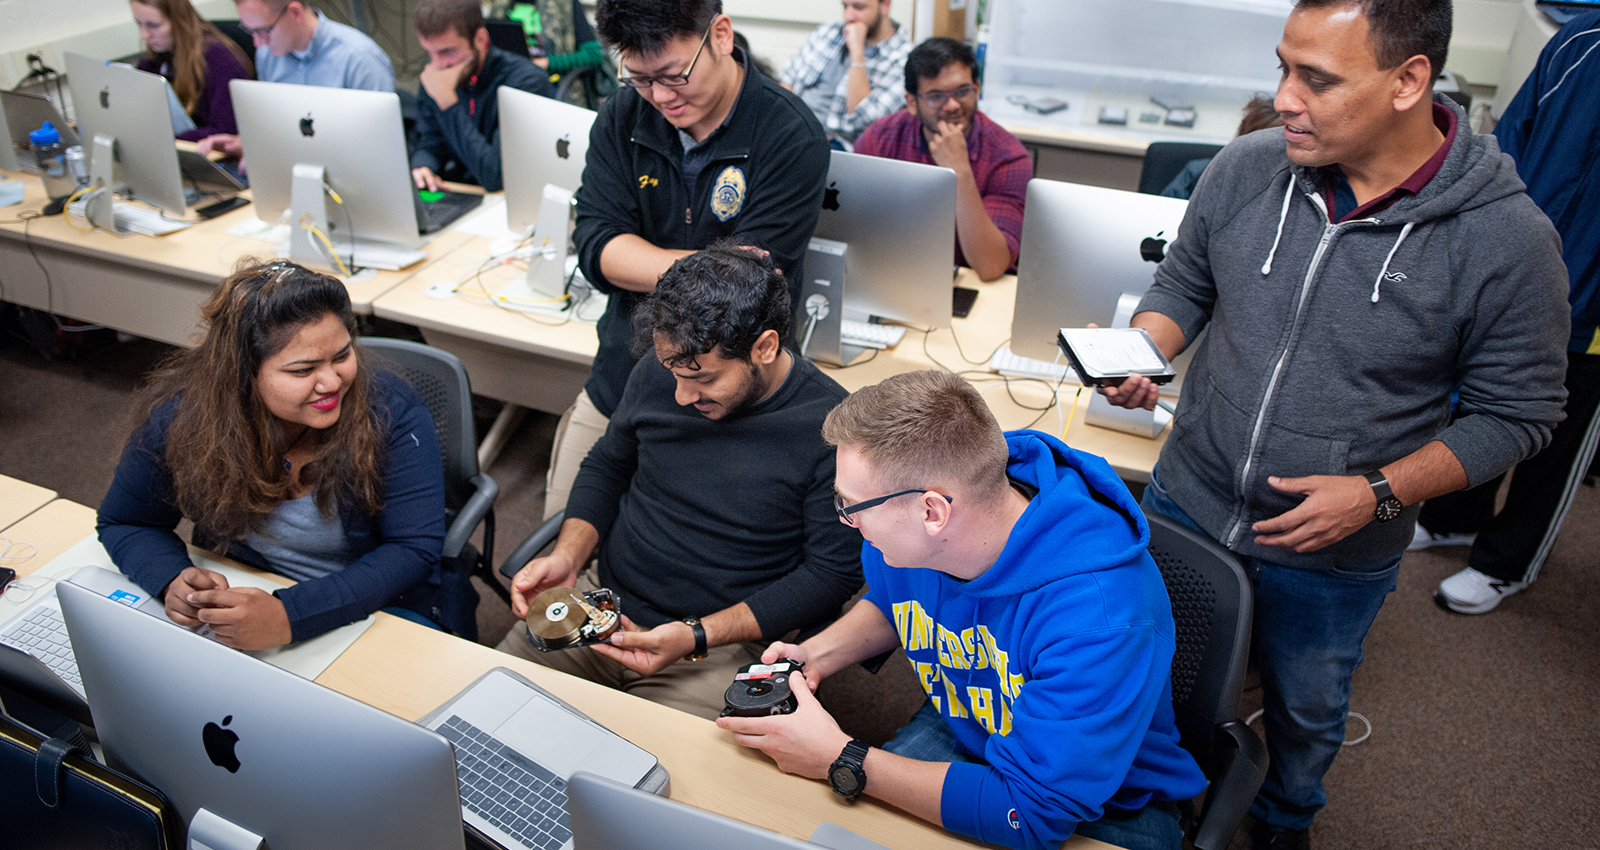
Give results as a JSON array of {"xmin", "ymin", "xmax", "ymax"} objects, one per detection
[
  {"xmin": 779, "ymin": 20, "xmax": 911, "ymax": 143},
  {"xmin": 855, "ymin": 109, "xmax": 1032, "ymax": 271}
]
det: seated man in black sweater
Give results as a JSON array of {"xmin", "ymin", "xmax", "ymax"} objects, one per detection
[
  {"xmin": 410, "ymin": 0, "xmax": 554, "ymax": 192},
  {"xmin": 496, "ymin": 243, "xmax": 863, "ymax": 720}
]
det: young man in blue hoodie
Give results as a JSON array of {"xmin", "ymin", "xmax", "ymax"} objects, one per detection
[
  {"xmin": 1101, "ymin": 1, "xmax": 1570, "ymax": 847},
  {"xmin": 719, "ymin": 370, "xmax": 1206, "ymax": 850}
]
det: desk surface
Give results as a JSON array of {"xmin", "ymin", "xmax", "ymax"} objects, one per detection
[
  {"xmin": 12, "ymin": 496, "xmax": 1117, "ymax": 850},
  {"xmin": 0, "ymin": 475, "xmax": 55, "ymax": 531},
  {"xmin": 0, "ymin": 169, "xmax": 475, "ymax": 345}
]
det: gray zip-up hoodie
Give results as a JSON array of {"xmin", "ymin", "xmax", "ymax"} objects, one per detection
[{"xmin": 1138, "ymin": 96, "xmax": 1570, "ymax": 570}]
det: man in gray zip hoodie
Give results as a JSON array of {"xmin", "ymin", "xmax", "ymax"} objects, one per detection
[{"xmin": 1104, "ymin": 1, "xmax": 1569, "ymax": 847}]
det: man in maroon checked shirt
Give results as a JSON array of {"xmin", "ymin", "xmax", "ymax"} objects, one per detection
[{"xmin": 853, "ymin": 36, "xmax": 1030, "ymax": 282}]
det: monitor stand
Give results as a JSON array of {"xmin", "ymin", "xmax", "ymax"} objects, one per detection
[
  {"xmin": 1084, "ymin": 292, "xmax": 1173, "ymax": 439},
  {"xmin": 287, "ymin": 162, "xmax": 339, "ymax": 271},
  {"xmin": 494, "ymin": 182, "xmax": 580, "ymax": 314},
  {"xmin": 798, "ymin": 237, "xmax": 874, "ymax": 366},
  {"xmin": 82, "ymin": 133, "xmax": 125, "ymax": 234},
  {"xmin": 189, "ymin": 807, "xmax": 265, "ymax": 850}
]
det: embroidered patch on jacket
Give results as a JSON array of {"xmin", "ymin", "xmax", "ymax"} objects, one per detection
[
  {"xmin": 710, "ymin": 165, "xmax": 746, "ymax": 222},
  {"xmin": 638, "ymin": 174, "xmax": 659, "ymax": 188}
]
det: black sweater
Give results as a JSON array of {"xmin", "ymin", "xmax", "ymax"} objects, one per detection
[
  {"xmin": 572, "ymin": 49, "xmax": 830, "ymax": 416},
  {"xmin": 411, "ymin": 46, "xmax": 554, "ymax": 192},
  {"xmin": 567, "ymin": 353, "xmax": 862, "ymax": 636}
]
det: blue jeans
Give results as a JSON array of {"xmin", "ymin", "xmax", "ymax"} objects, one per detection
[
  {"xmin": 883, "ymin": 700, "xmax": 1185, "ymax": 850},
  {"xmin": 1142, "ymin": 464, "xmax": 1400, "ymax": 831}
]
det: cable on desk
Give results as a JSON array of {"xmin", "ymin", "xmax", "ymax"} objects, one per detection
[{"xmin": 0, "ymin": 533, "xmax": 37, "ymax": 564}]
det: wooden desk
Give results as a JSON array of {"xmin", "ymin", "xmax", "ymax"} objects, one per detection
[
  {"xmin": 3, "ymin": 499, "xmax": 99, "ymax": 574},
  {"xmin": 0, "ymin": 169, "xmax": 474, "ymax": 347},
  {"xmin": 12, "ymin": 496, "xmax": 1117, "ymax": 850},
  {"xmin": 0, "ymin": 475, "xmax": 55, "ymax": 531}
]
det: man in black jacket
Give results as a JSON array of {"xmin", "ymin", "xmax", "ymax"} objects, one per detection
[
  {"xmin": 497, "ymin": 244, "xmax": 862, "ymax": 720},
  {"xmin": 541, "ymin": 0, "xmax": 830, "ymax": 521},
  {"xmin": 410, "ymin": 0, "xmax": 553, "ymax": 192}
]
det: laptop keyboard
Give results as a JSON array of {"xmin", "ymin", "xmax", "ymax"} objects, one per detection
[
  {"xmin": 418, "ymin": 190, "xmax": 485, "ymax": 234},
  {"xmin": 0, "ymin": 604, "xmax": 83, "ymax": 694},
  {"xmin": 439, "ymin": 715, "xmax": 573, "ymax": 850}
]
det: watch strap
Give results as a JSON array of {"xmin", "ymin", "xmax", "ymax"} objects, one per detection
[
  {"xmin": 1363, "ymin": 470, "xmax": 1395, "ymax": 501},
  {"xmin": 682, "ymin": 617, "xmax": 707, "ymax": 661},
  {"xmin": 831, "ymin": 739, "xmax": 870, "ymax": 799}
]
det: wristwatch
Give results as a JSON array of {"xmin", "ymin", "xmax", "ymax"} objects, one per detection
[
  {"xmin": 1364, "ymin": 470, "xmax": 1404, "ymax": 523},
  {"xmin": 681, "ymin": 617, "xmax": 707, "ymax": 661},
  {"xmin": 828, "ymin": 740, "xmax": 870, "ymax": 800}
]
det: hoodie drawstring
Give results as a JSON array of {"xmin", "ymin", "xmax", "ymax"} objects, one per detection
[
  {"xmin": 1260, "ymin": 177, "xmax": 1296, "ymax": 275},
  {"xmin": 1371, "ymin": 222, "xmax": 1414, "ymax": 303}
]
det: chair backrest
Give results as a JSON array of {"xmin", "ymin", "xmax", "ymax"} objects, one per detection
[
  {"xmin": 210, "ymin": 19, "xmax": 258, "ymax": 68},
  {"xmin": 357, "ymin": 338, "xmax": 479, "ymax": 512},
  {"xmin": 1138, "ymin": 141, "xmax": 1226, "ymax": 196},
  {"xmin": 1146, "ymin": 511, "xmax": 1253, "ymax": 777},
  {"xmin": 485, "ymin": 19, "xmax": 533, "ymax": 60}
]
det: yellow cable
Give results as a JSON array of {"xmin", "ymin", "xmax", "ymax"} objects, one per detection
[
  {"xmin": 62, "ymin": 181, "xmax": 102, "ymax": 233},
  {"xmin": 299, "ymin": 216, "xmax": 352, "ymax": 278}
]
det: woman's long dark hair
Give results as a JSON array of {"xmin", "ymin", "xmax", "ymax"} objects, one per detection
[
  {"xmin": 136, "ymin": 260, "xmax": 384, "ymax": 541},
  {"xmin": 134, "ymin": 0, "xmax": 254, "ymax": 115}
]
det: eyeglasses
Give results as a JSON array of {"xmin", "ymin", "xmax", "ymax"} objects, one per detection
[
  {"xmin": 617, "ymin": 19, "xmax": 715, "ymax": 90},
  {"xmin": 244, "ymin": 2, "xmax": 291, "ymax": 38},
  {"xmin": 834, "ymin": 489, "xmax": 952, "ymax": 526},
  {"xmin": 916, "ymin": 84, "xmax": 979, "ymax": 109}
]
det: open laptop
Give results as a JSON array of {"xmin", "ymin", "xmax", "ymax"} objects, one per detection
[
  {"xmin": 0, "ymin": 564, "xmax": 164, "ymax": 701},
  {"xmin": 420, "ymin": 668, "xmax": 668, "ymax": 850},
  {"xmin": 567, "ymin": 773, "xmax": 891, "ymax": 850},
  {"xmin": 1, "ymin": 89, "xmax": 79, "ymax": 172}
]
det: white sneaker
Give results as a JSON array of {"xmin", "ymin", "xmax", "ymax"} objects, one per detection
[
  {"xmin": 1408, "ymin": 524, "xmax": 1477, "ymax": 551},
  {"xmin": 1435, "ymin": 567, "xmax": 1527, "ymax": 614}
]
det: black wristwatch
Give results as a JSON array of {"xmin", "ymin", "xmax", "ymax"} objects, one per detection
[
  {"xmin": 681, "ymin": 617, "xmax": 707, "ymax": 661},
  {"xmin": 828, "ymin": 740, "xmax": 870, "ymax": 800},
  {"xmin": 1364, "ymin": 470, "xmax": 1404, "ymax": 522}
]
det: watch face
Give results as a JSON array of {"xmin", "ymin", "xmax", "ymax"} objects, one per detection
[
  {"xmin": 830, "ymin": 764, "xmax": 863, "ymax": 796},
  {"xmin": 1375, "ymin": 497, "xmax": 1403, "ymax": 522}
]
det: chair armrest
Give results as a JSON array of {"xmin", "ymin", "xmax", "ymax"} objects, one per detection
[
  {"xmin": 442, "ymin": 473, "xmax": 498, "ymax": 559},
  {"xmin": 1192, "ymin": 720, "xmax": 1270, "ymax": 850},
  {"xmin": 499, "ymin": 510, "xmax": 566, "ymax": 581}
]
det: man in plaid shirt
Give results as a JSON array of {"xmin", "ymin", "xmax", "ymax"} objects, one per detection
[
  {"xmin": 779, "ymin": 0, "xmax": 910, "ymax": 147},
  {"xmin": 855, "ymin": 37, "xmax": 1030, "ymax": 281}
]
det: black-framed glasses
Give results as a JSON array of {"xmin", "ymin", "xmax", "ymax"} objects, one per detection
[
  {"xmin": 915, "ymin": 84, "xmax": 979, "ymax": 109},
  {"xmin": 244, "ymin": 1, "xmax": 291, "ymax": 38},
  {"xmin": 834, "ymin": 489, "xmax": 952, "ymax": 526},
  {"xmin": 617, "ymin": 19, "xmax": 715, "ymax": 90}
]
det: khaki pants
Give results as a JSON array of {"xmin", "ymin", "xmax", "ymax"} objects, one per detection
[
  {"xmin": 494, "ymin": 570, "xmax": 764, "ymax": 721},
  {"xmin": 542, "ymin": 389, "xmax": 610, "ymax": 521}
]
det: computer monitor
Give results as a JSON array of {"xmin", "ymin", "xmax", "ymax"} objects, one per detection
[
  {"xmin": 0, "ymin": 98, "xmax": 16, "ymax": 172},
  {"xmin": 57, "ymin": 578, "xmax": 466, "ymax": 850},
  {"xmin": 231, "ymin": 79, "xmax": 423, "ymax": 261},
  {"xmin": 64, "ymin": 52, "xmax": 186, "ymax": 217},
  {"xmin": 1011, "ymin": 179, "xmax": 1195, "ymax": 399},
  {"xmin": 812, "ymin": 150, "xmax": 957, "ymax": 330},
  {"xmin": 500, "ymin": 86, "xmax": 594, "ymax": 234}
]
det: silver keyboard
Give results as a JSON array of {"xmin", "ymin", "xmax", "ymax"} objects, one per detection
[
  {"xmin": 438, "ymin": 715, "xmax": 572, "ymax": 850},
  {"xmin": 839, "ymin": 320, "xmax": 907, "ymax": 350},
  {"xmin": 0, "ymin": 601, "xmax": 84, "ymax": 696},
  {"xmin": 989, "ymin": 346, "xmax": 1073, "ymax": 382}
]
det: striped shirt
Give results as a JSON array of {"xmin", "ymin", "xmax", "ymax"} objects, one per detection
[{"xmin": 779, "ymin": 20, "xmax": 910, "ymax": 144}]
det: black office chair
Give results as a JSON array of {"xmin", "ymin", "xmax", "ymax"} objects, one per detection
[
  {"xmin": 1137, "ymin": 141, "xmax": 1226, "ymax": 196},
  {"xmin": 358, "ymin": 339, "xmax": 503, "ymax": 633},
  {"xmin": 210, "ymin": 19, "xmax": 257, "ymax": 67},
  {"xmin": 485, "ymin": 18, "xmax": 534, "ymax": 60},
  {"xmin": 1146, "ymin": 512, "xmax": 1269, "ymax": 850},
  {"xmin": 498, "ymin": 509, "xmax": 566, "ymax": 587}
]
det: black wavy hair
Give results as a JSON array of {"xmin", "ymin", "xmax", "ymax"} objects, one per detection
[
  {"xmin": 631, "ymin": 239, "xmax": 792, "ymax": 366},
  {"xmin": 1295, "ymin": 0, "xmax": 1451, "ymax": 76},
  {"xmin": 904, "ymin": 36, "xmax": 978, "ymax": 95},
  {"xmin": 595, "ymin": 0, "xmax": 721, "ymax": 56}
]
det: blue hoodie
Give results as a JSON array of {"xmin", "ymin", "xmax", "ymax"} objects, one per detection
[{"xmin": 862, "ymin": 430, "xmax": 1205, "ymax": 850}]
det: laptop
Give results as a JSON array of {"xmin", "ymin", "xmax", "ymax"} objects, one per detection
[
  {"xmin": 58, "ymin": 578, "xmax": 468, "ymax": 850},
  {"xmin": 1, "ymin": 89, "xmax": 79, "ymax": 172},
  {"xmin": 420, "ymin": 667, "xmax": 669, "ymax": 850},
  {"xmin": 0, "ymin": 564, "xmax": 165, "ymax": 701},
  {"xmin": 567, "ymin": 773, "xmax": 891, "ymax": 850}
]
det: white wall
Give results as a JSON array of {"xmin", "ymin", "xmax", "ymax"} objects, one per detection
[{"xmin": 0, "ymin": 0, "xmax": 233, "ymax": 87}]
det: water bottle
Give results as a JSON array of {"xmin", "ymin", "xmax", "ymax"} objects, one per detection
[
  {"xmin": 64, "ymin": 144, "xmax": 88, "ymax": 188},
  {"xmin": 29, "ymin": 122, "xmax": 76, "ymax": 200}
]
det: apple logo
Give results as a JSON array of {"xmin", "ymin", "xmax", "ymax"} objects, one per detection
[
  {"xmin": 202, "ymin": 715, "xmax": 242, "ymax": 773},
  {"xmin": 1139, "ymin": 230, "xmax": 1168, "ymax": 263},
  {"xmin": 299, "ymin": 114, "xmax": 315, "ymax": 138},
  {"xmin": 556, "ymin": 134, "xmax": 570, "ymax": 159},
  {"xmin": 821, "ymin": 181, "xmax": 840, "ymax": 212},
  {"xmin": 98, "ymin": 87, "xmax": 110, "ymax": 110}
]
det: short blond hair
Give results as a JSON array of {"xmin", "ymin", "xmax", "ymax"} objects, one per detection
[{"xmin": 822, "ymin": 371, "xmax": 1009, "ymax": 500}]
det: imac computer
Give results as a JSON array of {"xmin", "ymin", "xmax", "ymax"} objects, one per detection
[
  {"xmin": 233, "ymin": 79, "xmax": 480, "ymax": 273},
  {"xmin": 1010, "ymin": 179, "xmax": 1194, "ymax": 437},
  {"xmin": 496, "ymin": 85, "xmax": 597, "ymax": 308},
  {"xmin": 803, "ymin": 150, "xmax": 957, "ymax": 365},
  {"xmin": 65, "ymin": 52, "xmax": 187, "ymax": 226},
  {"xmin": 57, "ymin": 578, "xmax": 466, "ymax": 850}
]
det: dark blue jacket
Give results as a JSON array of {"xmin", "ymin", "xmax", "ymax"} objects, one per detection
[
  {"xmin": 1494, "ymin": 11, "xmax": 1600, "ymax": 354},
  {"xmin": 411, "ymin": 45, "xmax": 554, "ymax": 192},
  {"xmin": 96, "ymin": 371, "xmax": 469, "ymax": 641}
]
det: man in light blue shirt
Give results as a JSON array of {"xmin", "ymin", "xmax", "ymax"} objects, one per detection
[{"xmin": 198, "ymin": 0, "xmax": 395, "ymax": 157}]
